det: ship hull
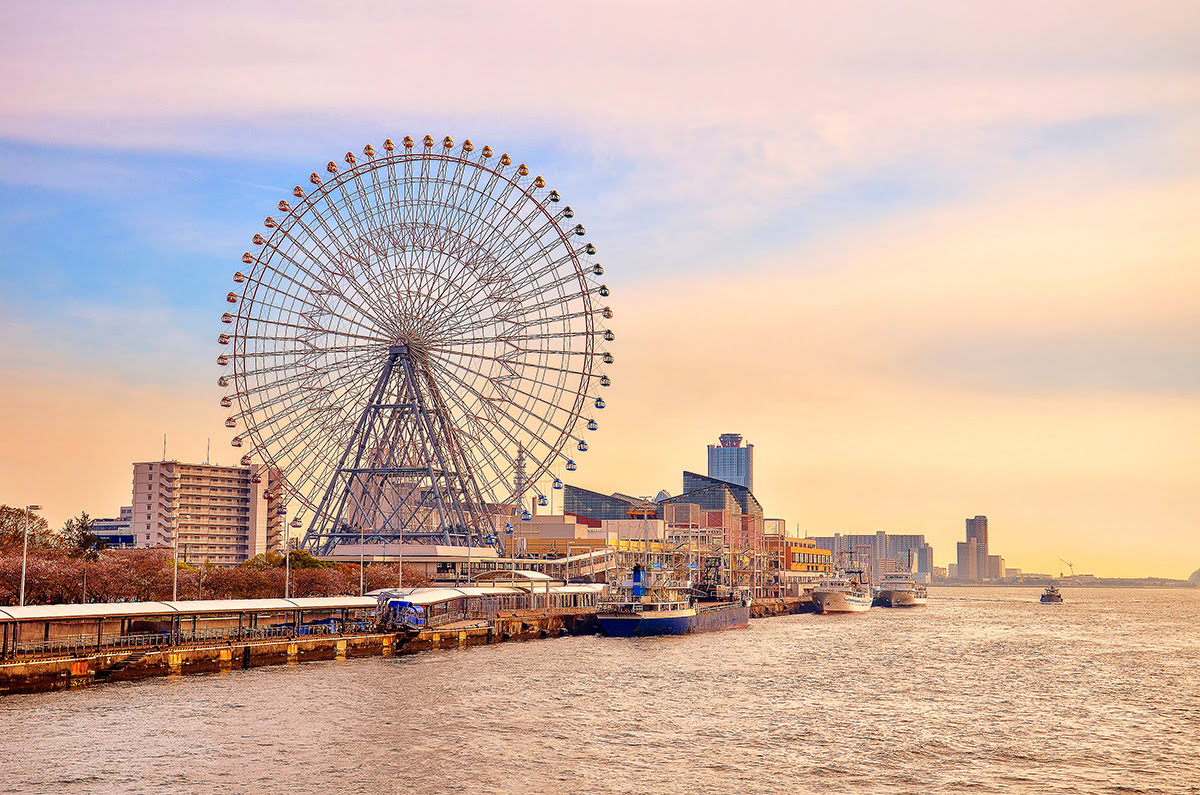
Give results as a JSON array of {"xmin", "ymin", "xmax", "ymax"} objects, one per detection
[
  {"xmin": 597, "ymin": 604, "xmax": 749, "ymax": 637},
  {"xmin": 811, "ymin": 591, "xmax": 873, "ymax": 614},
  {"xmin": 1040, "ymin": 594, "xmax": 1063, "ymax": 603},
  {"xmin": 873, "ymin": 589, "xmax": 927, "ymax": 608}
]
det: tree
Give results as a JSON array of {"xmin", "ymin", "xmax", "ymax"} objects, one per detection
[
  {"xmin": 0, "ymin": 505, "xmax": 55, "ymax": 550},
  {"xmin": 62, "ymin": 511, "xmax": 106, "ymax": 558}
]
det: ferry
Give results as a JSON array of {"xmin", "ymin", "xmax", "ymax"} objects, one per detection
[
  {"xmin": 1040, "ymin": 584, "xmax": 1064, "ymax": 603},
  {"xmin": 596, "ymin": 565, "xmax": 750, "ymax": 637},
  {"xmin": 873, "ymin": 572, "xmax": 928, "ymax": 607},
  {"xmin": 810, "ymin": 573, "xmax": 873, "ymax": 614}
]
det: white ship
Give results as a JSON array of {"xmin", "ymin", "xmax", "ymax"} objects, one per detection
[
  {"xmin": 810, "ymin": 574, "xmax": 873, "ymax": 614},
  {"xmin": 873, "ymin": 572, "xmax": 928, "ymax": 607}
]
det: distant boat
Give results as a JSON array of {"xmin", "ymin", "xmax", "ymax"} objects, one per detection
[
  {"xmin": 810, "ymin": 573, "xmax": 873, "ymax": 614},
  {"xmin": 873, "ymin": 572, "xmax": 928, "ymax": 607},
  {"xmin": 1040, "ymin": 584, "xmax": 1064, "ymax": 603}
]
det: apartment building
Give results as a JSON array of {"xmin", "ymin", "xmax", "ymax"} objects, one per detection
[{"xmin": 130, "ymin": 460, "xmax": 284, "ymax": 565}]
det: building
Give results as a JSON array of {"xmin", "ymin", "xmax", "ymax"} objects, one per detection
[
  {"xmin": 965, "ymin": 515, "xmax": 988, "ymax": 580},
  {"xmin": 92, "ymin": 506, "xmax": 135, "ymax": 549},
  {"xmin": 809, "ymin": 531, "xmax": 935, "ymax": 579},
  {"xmin": 706, "ymin": 433, "xmax": 753, "ymax": 491},
  {"xmin": 130, "ymin": 460, "xmax": 283, "ymax": 565},
  {"xmin": 563, "ymin": 485, "xmax": 657, "ymax": 525},
  {"xmin": 956, "ymin": 539, "xmax": 978, "ymax": 581},
  {"xmin": 762, "ymin": 532, "xmax": 833, "ymax": 585},
  {"xmin": 988, "ymin": 555, "xmax": 1005, "ymax": 580}
]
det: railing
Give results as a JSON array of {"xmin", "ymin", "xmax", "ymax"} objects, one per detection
[{"xmin": 8, "ymin": 622, "xmax": 353, "ymax": 659}]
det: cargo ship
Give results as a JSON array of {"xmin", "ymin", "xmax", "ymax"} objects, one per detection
[
  {"xmin": 596, "ymin": 565, "xmax": 750, "ymax": 637},
  {"xmin": 873, "ymin": 572, "xmax": 928, "ymax": 607}
]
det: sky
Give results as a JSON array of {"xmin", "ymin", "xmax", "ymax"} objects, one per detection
[{"xmin": 0, "ymin": 1, "xmax": 1197, "ymax": 578}]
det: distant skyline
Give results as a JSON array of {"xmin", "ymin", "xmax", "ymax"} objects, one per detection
[{"xmin": 1, "ymin": 2, "xmax": 1197, "ymax": 578}]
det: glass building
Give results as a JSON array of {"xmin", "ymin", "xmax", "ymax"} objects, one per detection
[{"xmin": 706, "ymin": 433, "xmax": 753, "ymax": 490}]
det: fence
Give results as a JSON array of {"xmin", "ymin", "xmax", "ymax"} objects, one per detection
[{"xmin": 9, "ymin": 621, "xmax": 347, "ymax": 659}]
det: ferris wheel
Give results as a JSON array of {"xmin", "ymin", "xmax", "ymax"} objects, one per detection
[{"xmin": 216, "ymin": 135, "xmax": 613, "ymax": 553}]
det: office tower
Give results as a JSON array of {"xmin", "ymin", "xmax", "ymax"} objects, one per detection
[{"xmin": 707, "ymin": 433, "xmax": 754, "ymax": 490}]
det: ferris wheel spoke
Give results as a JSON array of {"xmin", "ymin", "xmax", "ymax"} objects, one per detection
[
  {"xmin": 258, "ymin": 232, "xmax": 396, "ymax": 338},
  {"xmin": 272, "ymin": 196, "xmax": 401, "ymax": 334},
  {"xmin": 426, "ymin": 349, "xmax": 587, "ymax": 445},
  {"xmin": 429, "ymin": 356, "xmax": 562, "ymax": 491}
]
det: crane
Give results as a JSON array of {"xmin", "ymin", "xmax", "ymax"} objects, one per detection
[{"xmin": 1060, "ymin": 559, "xmax": 1075, "ymax": 578}]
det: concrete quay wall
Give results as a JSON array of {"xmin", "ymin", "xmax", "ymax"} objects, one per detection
[
  {"xmin": 750, "ymin": 596, "xmax": 814, "ymax": 618},
  {"xmin": 1, "ymin": 603, "xmax": 804, "ymax": 696}
]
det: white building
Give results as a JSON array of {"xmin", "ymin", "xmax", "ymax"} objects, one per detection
[{"xmin": 130, "ymin": 460, "xmax": 283, "ymax": 565}]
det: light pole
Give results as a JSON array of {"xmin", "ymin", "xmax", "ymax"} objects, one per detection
[
  {"xmin": 18, "ymin": 504, "xmax": 42, "ymax": 607},
  {"xmin": 287, "ymin": 517, "xmax": 301, "ymax": 599},
  {"xmin": 359, "ymin": 524, "xmax": 365, "ymax": 597},
  {"xmin": 172, "ymin": 527, "xmax": 180, "ymax": 601}
]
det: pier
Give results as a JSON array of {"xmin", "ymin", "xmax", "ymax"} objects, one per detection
[{"xmin": 0, "ymin": 583, "xmax": 813, "ymax": 694}]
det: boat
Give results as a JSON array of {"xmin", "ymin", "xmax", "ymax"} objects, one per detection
[
  {"xmin": 809, "ymin": 573, "xmax": 873, "ymax": 614},
  {"xmin": 1040, "ymin": 584, "xmax": 1063, "ymax": 603},
  {"xmin": 873, "ymin": 571, "xmax": 928, "ymax": 607},
  {"xmin": 596, "ymin": 565, "xmax": 750, "ymax": 637}
]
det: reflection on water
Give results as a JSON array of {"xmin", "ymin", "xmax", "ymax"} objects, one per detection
[{"xmin": 3, "ymin": 587, "xmax": 1198, "ymax": 794}]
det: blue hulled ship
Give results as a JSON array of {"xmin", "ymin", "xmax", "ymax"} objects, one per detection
[{"xmin": 596, "ymin": 565, "xmax": 750, "ymax": 637}]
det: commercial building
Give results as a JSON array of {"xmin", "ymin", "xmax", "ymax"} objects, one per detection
[
  {"xmin": 131, "ymin": 460, "xmax": 284, "ymax": 565},
  {"xmin": 563, "ymin": 485, "xmax": 657, "ymax": 525},
  {"xmin": 762, "ymin": 530, "xmax": 834, "ymax": 593},
  {"xmin": 92, "ymin": 506, "xmax": 135, "ymax": 548},
  {"xmin": 707, "ymin": 433, "xmax": 753, "ymax": 491}
]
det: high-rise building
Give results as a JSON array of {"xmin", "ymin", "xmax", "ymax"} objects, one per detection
[
  {"xmin": 957, "ymin": 539, "xmax": 978, "ymax": 581},
  {"xmin": 707, "ymin": 433, "xmax": 753, "ymax": 491},
  {"xmin": 130, "ymin": 460, "xmax": 283, "ymax": 565},
  {"xmin": 966, "ymin": 515, "xmax": 988, "ymax": 579}
]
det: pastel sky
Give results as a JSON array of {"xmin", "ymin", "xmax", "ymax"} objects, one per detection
[{"xmin": 1, "ymin": 2, "xmax": 1197, "ymax": 578}]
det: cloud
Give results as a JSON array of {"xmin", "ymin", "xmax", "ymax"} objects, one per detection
[{"xmin": 1, "ymin": 1, "xmax": 1199, "ymax": 577}]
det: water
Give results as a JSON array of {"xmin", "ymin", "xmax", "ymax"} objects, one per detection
[{"xmin": 3, "ymin": 587, "xmax": 1198, "ymax": 794}]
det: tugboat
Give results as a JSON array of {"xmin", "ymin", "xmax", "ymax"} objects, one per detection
[
  {"xmin": 1040, "ymin": 583, "xmax": 1064, "ymax": 603},
  {"xmin": 873, "ymin": 571, "xmax": 928, "ymax": 607},
  {"xmin": 596, "ymin": 564, "xmax": 750, "ymax": 637},
  {"xmin": 810, "ymin": 572, "xmax": 874, "ymax": 614}
]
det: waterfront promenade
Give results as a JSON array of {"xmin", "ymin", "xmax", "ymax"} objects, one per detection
[{"xmin": 0, "ymin": 588, "xmax": 810, "ymax": 694}]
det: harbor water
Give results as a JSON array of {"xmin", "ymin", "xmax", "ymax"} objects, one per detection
[{"xmin": 3, "ymin": 587, "xmax": 1197, "ymax": 794}]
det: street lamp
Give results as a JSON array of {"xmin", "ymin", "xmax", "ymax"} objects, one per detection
[
  {"xmin": 18, "ymin": 504, "xmax": 42, "ymax": 607},
  {"xmin": 287, "ymin": 517, "xmax": 302, "ymax": 599},
  {"xmin": 172, "ymin": 525, "xmax": 180, "ymax": 601}
]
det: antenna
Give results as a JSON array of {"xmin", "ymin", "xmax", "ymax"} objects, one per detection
[
  {"xmin": 205, "ymin": 438, "xmax": 211, "ymax": 465},
  {"xmin": 162, "ymin": 433, "xmax": 167, "ymax": 461}
]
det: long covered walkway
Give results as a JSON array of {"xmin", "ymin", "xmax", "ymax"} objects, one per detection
[{"xmin": 0, "ymin": 597, "xmax": 379, "ymax": 660}]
